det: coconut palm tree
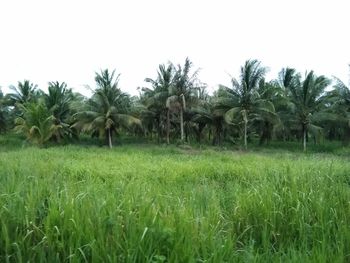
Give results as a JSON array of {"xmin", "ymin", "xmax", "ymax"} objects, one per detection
[
  {"xmin": 45, "ymin": 82, "xmax": 73, "ymax": 121},
  {"xmin": 72, "ymin": 69, "xmax": 140, "ymax": 148},
  {"xmin": 191, "ymin": 98, "xmax": 227, "ymax": 145},
  {"xmin": 324, "ymin": 67, "xmax": 350, "ymax": 141},
  {"xmin": 0, "ymin": 89, "xmax": 8, "ymax": 132},
  {"xmin": 43, "ymin": 81, "xmax": 74, "ymax": 141},
  {"xmin": 144, "ymin": 63, "xmax": 175, "ymax": 144},
  {"xmin": 217, "ymin": 59, "xmax": 276, "ymax": 149},
  {"xmin": 8, "ymin": 80, "xmax": 38, "ymax": 105},
  {"xmin": 14, "ymin": 102, "xmax": 61, "ymax": 146},
  {"xmin": 167, "ymin": 58, "xmax": 198, "ymax": 142},
  {"xmin": 331, "ymin": 73, "xmax": 350, "ymax": 113},
  {"xmin": 281, "ymin": 69, "xmax": 331, "ymax": 151},
  {"xmin": 255, "ymin": 79, "xmax": 284, "ymax": 144}
]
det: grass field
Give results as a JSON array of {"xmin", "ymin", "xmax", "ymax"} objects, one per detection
[{"xmin": 1, "ymin": 136, "xmax": 350, "ymax": 262}]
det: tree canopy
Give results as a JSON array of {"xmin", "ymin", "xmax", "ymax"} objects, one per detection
[{"xmin": 2, "ymin": 61, "xmax": 349, "ymax": 150}]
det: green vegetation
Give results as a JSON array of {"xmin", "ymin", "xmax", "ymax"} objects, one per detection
[
  {"xmin": 72, "ymin": 70, "xmax": 140, "ymax": 149},
  {"xmin": 1, "ymin": 136, "xmax": 350, "ymax": 262},
  {"xmin": 217, "ymin": 60, "xmax": 275, "ymax": 150},
  {"xmin": 1, "ymin": 61, "xmax": 350, "ymax": 262},
  {"xmin": 0, "ymin": 60, "xmax": 349, "ymax": 150}
]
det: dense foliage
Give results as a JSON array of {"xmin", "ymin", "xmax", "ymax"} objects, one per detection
[{"xmin": 1, "ymin": 60, "xmax": 350, "ymax": 150}]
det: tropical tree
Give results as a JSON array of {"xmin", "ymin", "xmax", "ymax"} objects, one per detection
[
  {"xmin": 8, "ymin": 80, "xmax": 38, "ymax": 106},
  {"xmin": 167, "ymin": 58, "xmax": 199, "ymax": 142},
  {"xmin": 144, "ymin": 63, "xmax": 175, "ymax": 143},
  {"xmin": 332, "ymin": 72, "xmax": 350, "ymax": 114},
  {"xmin": 191, "ymin": 97, "xmax": 227, "ymax": 145},
  {"xmin": 217, "ymin": 59, "xmax": 276, "ymax": 149},
  {"xmin": 45, "ymin": 82, "xmax": 73, "ymax": 121},
  {"xmin": 255, "ymin": 79, "xmax": 284, "ymax": 144},
  {"xmin": 0, "ymin": 89, "xmax": 9, "ymax": 132},
  {"xmin": 280, "ymin": 68, "xmax": 331, "ymax": 151},
  {"xmin": 44, "ymin": 81, "xmax": 74, "ymax": 141},
  {"xmin": 324, "ymin": 67, "xmax": 350, "ymax": 141},
  {"xmin": 72, "ymin": 69, "xmax": 140, "ymax": 148},
  {"xmin": 14, "ymin": 102, "xmax": 61, "ymax": 146}
]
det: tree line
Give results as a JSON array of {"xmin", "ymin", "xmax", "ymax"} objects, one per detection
[{"xmin": 0, "ymin": 59, "xmax": 349, "ymax": 151}]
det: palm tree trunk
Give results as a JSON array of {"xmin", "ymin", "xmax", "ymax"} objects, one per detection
[
  {"xmin": 157, "ymin": 118, "xmax": 160, "ymax": 144},
  {"xmin": 180, "ymin": 94, "xmax": 186, "ymax": 143},
  {"xmin": 213, "ymin": 123, "xmax": 221, "ymax": 145},
  {"xmin": 242, "ymin": 110, "xmax": 248, "ymax": 150},
  {"xmin": 303, "ymin": 126, "xmax": 306, "ymax": 152},
  {"xmin": 180, "ymin": 107, "xmax": 184, "ymax": 142},
  {"xmin": 197, "ymin": 123, "xmax": 205, "ymax": 144},
  {"xmin": 108, "ymin": 128, "xmax": 113, "ymax": 149},
  {"xmin": 244, "ymin": 120, "xmax": 248, "ymax": 150},
  {"xmin": 166, "ymin": 109, "xmax": 170, "ymax": 144}
]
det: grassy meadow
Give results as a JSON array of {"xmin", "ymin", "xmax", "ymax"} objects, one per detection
[{"xmin": 1, "ymin": 136, "xmax": 350, "ymax": 262}]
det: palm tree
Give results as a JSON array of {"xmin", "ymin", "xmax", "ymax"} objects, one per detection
[
  {"xmin": 280, "ymin": 68, "xmax": 331, "ymax": 151},
  {"xmin": 8, "ymin": 80, "xmax": 38, "ymax": 105},
  {"xmin": 271, "ymin": 68, "xmax": 300, "ymax": 141},
  {"xmin": 144, "ymin": 63, "xmax": 175, "ymax": 144},
  {"xmin": 331, "ymin": 72, "xmax": 350, "ymax": 113},
  {"xmin": 14, "ymin": 102, "xmax": 61, "ymax": 146},
  {"xmin": 217, "ymin": 59, "xmax": 275, "ymax": 149},
  {"xmin": 72, "ymin": 69, "xmax": 140, "ymax": 148},
  {"xmin": 324, "ymin": 67, "xmax": 350, "ymax": 142},
  {"xmin": 44, "ymin": 81, "xmax": 74, "ymax": 141},
  {"xmin": 0, "ymin": 89, "xmax": 8, "ymax": 132},
  {"xmin": 167, "ymin": 58, "xmax": 198, "ymax": 142},
  {"xmin": 256, "ymin": 79, "xmax": 284, "ymax": 144},
  {"xmin": 191, "ymin": 98, "xmax": 227, "ymax": 145},
  {"xmin": 45, "ymin": 82, "xmax": 73, "ymax": 121}
]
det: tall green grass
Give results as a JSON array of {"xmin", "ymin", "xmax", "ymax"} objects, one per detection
[{"xmin": 1, "ymin": 143, "xmax": 350, "ymax": 262}]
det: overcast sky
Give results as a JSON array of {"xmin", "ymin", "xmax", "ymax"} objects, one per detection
[{"xmin": 0, "ymin": 0, "xmax": 349, "ymax": 96}]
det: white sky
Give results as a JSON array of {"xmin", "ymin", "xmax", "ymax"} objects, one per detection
[{"xmin": 0, "ymin": 0, "xmax": 349, "ymax": 96}]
